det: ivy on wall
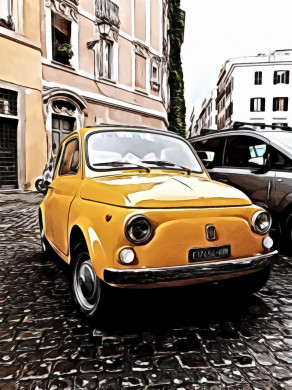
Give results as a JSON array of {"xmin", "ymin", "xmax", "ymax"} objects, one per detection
[{"xmin": 168, "ymin": 0, "xmax": 186, "ymax": 138}]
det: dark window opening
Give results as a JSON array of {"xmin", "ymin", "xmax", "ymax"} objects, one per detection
[
  {"xmin": 273, "ymin": 70, "xmax": 289, "ymax": 84},
  {"xmin": 250, "ymin": 97, "xmax": 265, "ymax": 112},
  {"xmin": 0, "ymin": 118, "xmax": 18, "ymax": 188},
  {"xmin": 52, "ymin": 12, "xmax": 73, "ymax": 65},
  {"xmin": 254, "ymin": 71, "xmax": 262, "ymax": 85},
  {"xmin": 0, "ymin": 88, "xmax": 17, "ymax": 116},
  {"xmin": 273, "ymin": 97, "xmax": 288, "ymax": 111}
]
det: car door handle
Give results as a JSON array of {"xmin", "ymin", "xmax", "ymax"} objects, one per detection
[
  {"xmin": 277, "ymin": 178, "xmax": 283, "ymax": 182},
  {"xmin": 218, "ymin": 178, "xmax": 228, "ymax": 184}
]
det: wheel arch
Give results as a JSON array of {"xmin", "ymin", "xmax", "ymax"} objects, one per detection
[{"xmin": 69, "ymin": 225, "xmax": 88, "ymax": 264}]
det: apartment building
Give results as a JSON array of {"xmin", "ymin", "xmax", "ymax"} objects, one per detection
[
  {"xmin": 189, "ymin": 88, "xmax": 217, "ymax": 136},
  {"xmin": 216, "ymin": 50, "xmax": 292, "ymax": 129},
  {"xmin": 41, "ymin": 0, "xmax": 170, "ymax": 161},
  {"xmin": 0, "ymin": 0, "xmax": 171, "ymax": 190},
  {"xmin": 0, "ymin": 0, "xmax": 46, "ymax": 190}
]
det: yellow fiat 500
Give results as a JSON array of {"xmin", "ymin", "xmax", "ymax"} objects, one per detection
[{"xmin": 39, "ymin": 125, "xmax": 278, "ymax": 320}]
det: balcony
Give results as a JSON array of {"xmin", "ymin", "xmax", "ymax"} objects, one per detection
[{"xmin": 95, "ymin": 0, "xmax": 120, "ymax": 30}]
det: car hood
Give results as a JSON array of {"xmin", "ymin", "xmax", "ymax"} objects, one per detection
[{"xmin": 80, "ymin": 173, "xmax": 251, "ymax": 208}]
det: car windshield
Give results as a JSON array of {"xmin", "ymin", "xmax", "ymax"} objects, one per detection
[
  {"xmin": 268, "ymin": 132, "xmax": 292, "ymax": 151},
  {"xmin": 85, "ymin": 130, "xmax": 203, "ymax": 175}
]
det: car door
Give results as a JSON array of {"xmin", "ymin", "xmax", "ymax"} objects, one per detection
[
  {"xmin": 45, "ymin": 137, "xmax": 80, "ymax": 255},
  {"xmin": 215, "ymin": 135, "xmax": 275, "ymax": 210},
  {"xmin": 270, "ymin": 146, "xmax": 292, "ymax": 216}
]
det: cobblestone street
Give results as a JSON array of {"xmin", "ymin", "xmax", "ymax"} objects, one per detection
[{"xmin": 0, "ymin": 192, "xmax": 292, "ymax": 389}]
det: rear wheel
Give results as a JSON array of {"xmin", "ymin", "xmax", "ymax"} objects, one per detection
[
  {"xmin": 72, "ymin": 243, "xmax": 107, "ymax": 320},
  {"xmin": 282, "ymin": 213, "xmax": 292, "ymax": 255},
  {"xmin": 39, "ymin": 219, "xmax": 55, "ymax": 257}
]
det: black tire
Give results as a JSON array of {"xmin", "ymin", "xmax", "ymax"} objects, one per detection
[
  {"xmin": 40, "ymin": 220, "xmax": 55, "ymax": 257},
  {"xmin": 281, "ymin": 214, "xmax": 292, "ymax": 255},
  {"xmin": 71, "ymin": 243, "xmax": 107, "ymax": 321},
  {"xmin": 222, "ymin": 266, "xmax": 271, "ymax": 296},
  {"xmin": 35, "ymin": 179, "xmax": 48, "ymax": 194}
]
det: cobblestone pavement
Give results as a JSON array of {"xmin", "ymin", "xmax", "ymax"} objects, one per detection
[{"xmin": 0, "ymin": 192, "xmax": 292, "ymax": 390}]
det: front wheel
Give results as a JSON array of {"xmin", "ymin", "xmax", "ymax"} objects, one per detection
[{"xmin": 72, "ymin": 245, "xmax": 106, "ymax": 320}]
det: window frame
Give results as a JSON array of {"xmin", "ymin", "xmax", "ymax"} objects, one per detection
[
  {"xmin": 58, "ymin": 137, "xmax": 80, "ymax": 177},
  {"xmin": 250, "ymin": 97, "xmax": 265, "ymax": 112},
  {"xmin": 223, "ymin": 135, "xmax": 270, "ymax": 169},
  {"xmin": 273, "ymin": 97, "xmax": 289, "ymax": 112},
  {"xmin": 273, "ymin": 70, "xmax": 290, "ymax": 85},
  {"xmin": 254, "ymin": 71, "xmax": 262, "ymax": 85}
]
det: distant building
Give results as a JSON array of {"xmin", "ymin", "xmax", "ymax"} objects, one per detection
[
  {"xmin": 189, "ymin": 88, "xmax": 217, "ymax": 136},
  {"xmin": 216, "ymin": 49, "xmax": 292, "ymax": 129}
]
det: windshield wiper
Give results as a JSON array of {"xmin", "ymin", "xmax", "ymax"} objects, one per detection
[
  {"xmin": 93, "ymin": 161, "xmax": 150, "ymax": 173},
  {"xmin": 142, "ymin": 160, "xmax": 191, "ymax": 175}
]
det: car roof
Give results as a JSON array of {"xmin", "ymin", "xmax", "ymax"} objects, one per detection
[
  {"xmin": 189, "ymin": 128, "xmax": 291, "ymax": 141},
  {"xmin": 74, "ymin": 124, "xmax": 185, "ymax": 141}
]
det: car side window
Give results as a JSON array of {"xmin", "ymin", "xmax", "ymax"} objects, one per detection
[
  {"xmin": 192, "ymin": 137, "xmax": 225, "ymax": 167},
  {"xmin": 59, "ymin": 139, "xmax": 79, "ymax": 176},
  {"xmin": 270, "ymin": 147, "xmax": 292, "ymax": 171},
  {"xmin": 224, "ymin": 136, "xmax": 268, "ymax": 168}
]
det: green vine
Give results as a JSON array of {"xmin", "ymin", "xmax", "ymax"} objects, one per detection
[{"xmin": 168, "ymin": 0, "xmax": 186, "ymax": 138}]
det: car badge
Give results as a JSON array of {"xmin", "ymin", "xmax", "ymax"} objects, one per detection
[{"xmin": 206, "ymin": 225, "xmax": 216, "ymax": 241}]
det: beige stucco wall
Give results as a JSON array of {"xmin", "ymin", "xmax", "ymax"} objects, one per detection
[
  {"xmin": 79, "ymin": 0, "xmax": 95, "ymax": 16},
  {"xmin": 134, "ymin": 0, "xmax": 146, "ymax": 42},
  {"xmin": 150, "ymin": 0, "xmax": 161, "ymax": 52},
  {"xmin": 23, "ymin": 0, "xmax": 41, "ymax": 41},
  {"xmin": 25, "ymin": 91, "xmax": 47, "ymax": 190},
  {"xmin": 118, "ymin": 37, "xmax": 132, "ymax": 87},
  {"xmin": 119, "ymin": 0, "xmax": 132, "ymax": 35},
  {"xmin": 0, "ymin": 39, "xmax": 42, "ymax": 90},
  {"xmin": 85, "ymin": 102, "xmax": 165, "ymax": 129},
  {"xmin": 79, "ymin": 15, "xmax": 95, "ymax": 75}
]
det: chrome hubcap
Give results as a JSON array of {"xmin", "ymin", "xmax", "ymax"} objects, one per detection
[{"xmin": 75, "ymin": 260, "xmax": 98, "ymax": 310}]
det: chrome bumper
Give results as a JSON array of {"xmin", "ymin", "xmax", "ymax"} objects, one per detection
[{"xmin": 104, "ymin": 251, "xmax": 278, "ymax": 286}]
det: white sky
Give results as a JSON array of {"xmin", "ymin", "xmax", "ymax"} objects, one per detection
[{"xmin": 181, "ymin": 0, "xmax": 292, "ymax": 125}]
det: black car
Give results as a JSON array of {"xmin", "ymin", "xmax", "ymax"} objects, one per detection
[{"xmin": 190, "ymin": 122, "xmax": 292, "ymax": 252}]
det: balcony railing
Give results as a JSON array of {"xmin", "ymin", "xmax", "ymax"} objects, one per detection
[{"xmin": 95, "ymin": 0, "xmax": 120, "ymax": 30}]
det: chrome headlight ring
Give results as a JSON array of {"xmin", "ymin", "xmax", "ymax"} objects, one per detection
[
  {"xmin": 125, "ymin": 215, "xmax": 153, "ymax": 245},
  {"xmin": 251, "ymin": 210, "xmax": 272, "ymax": 235}
]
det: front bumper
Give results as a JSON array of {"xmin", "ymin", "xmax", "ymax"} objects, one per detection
[{"xmin": 104, "ymin": 250, "xmax": 278, "ymax": 287}]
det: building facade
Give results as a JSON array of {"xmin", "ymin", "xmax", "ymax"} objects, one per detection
[
  {"xmin": 216, "ymin": 50, "xmax": 292, "ymax": 129},
  {"xmin": 189, "ymin": 88, "xmax": 217, "ymax": 136},
  {"xmin": 41, "ymin": 0, "xmax": 170, "ymax": 162},
  {"xmin": 1, "ymin": 0, "xmax": 171, "ymax": 190},
  {"xmin": 0, "ymin": 0, "xmax": 46, "ymax": 190}
]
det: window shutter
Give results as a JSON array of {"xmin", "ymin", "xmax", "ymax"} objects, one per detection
[
  {"xmin": 285, "ymin": 98, "xmax": 288, "ymax": 111},
  {"xmin": 259, "ymin": 72, "xmax": 262, "ymax": 85},
  {"xmin": 273, "ymin": 72, "xmax": 277, "ymax": 85},
  {"xmin": 250, "ymin": 99, "xmax": 254, "ymax": 112},
  {"xmin": 286, "ymin": 71, "xmax": 290, "ymax": 84},
  {"xmin": 254, "ymin": 72, "xmax": 257, "ymax": 85},
  {"xmin": 262, "ymin": 98, "xmax": 265, "ymax": 112},
  {"xmin": 273, "ymin": 98, "xmax": 276, "ymax": 111}
]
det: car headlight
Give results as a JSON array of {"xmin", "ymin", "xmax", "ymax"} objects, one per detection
[
  {"xmin": 251, "ymin": 210, "xmax": 272, "ymax": 235},
  {"xmin": 125, "ymin": 215, "xmax": 153, "ymax": 244}
]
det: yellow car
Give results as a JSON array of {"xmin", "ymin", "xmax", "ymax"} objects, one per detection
[{"xmin": 39, "ymin": 125, "xmax": 278, "ymax": 320}]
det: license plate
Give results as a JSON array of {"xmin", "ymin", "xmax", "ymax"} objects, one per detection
[{"xmin": 188, "ymin": 244, "xmax": 231, "ymax": 263}]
